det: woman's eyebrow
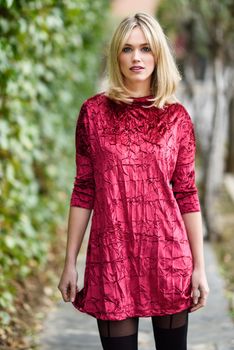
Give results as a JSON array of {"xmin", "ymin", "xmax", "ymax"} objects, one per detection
[{"xmin": 123, "ymin": 43, "xmax": 150, "ymax": 46}]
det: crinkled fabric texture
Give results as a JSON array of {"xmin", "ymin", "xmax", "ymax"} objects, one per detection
[{"xmin": 70, "ymin": 92, "xmax": 201, "ymax": 320}]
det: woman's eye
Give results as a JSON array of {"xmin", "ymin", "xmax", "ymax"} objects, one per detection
[
  {"xmin": 122, "ymin": 47, "xmax": 131, "ymax": 53},
  {"xmin": 142, "ymin": 47, "xmax": 151, "ymax": 52},
  {"xmin": 122, "ymin": 46, "xmax": 151, "ymax": 53}
]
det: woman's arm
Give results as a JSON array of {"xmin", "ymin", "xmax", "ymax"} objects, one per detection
[
  {"xmin": 182, "ymin": 211, "xmax": 204, "ymax": 269},
  {"xmin": 64, "ymin": 206, "xmax": 92, "ymax": 266},
  {"xmin": 58, "ymin": 206, "xmax": 92, "ymax": 303},
  {"xmin": 182, "ymin": 211, "xmax": 209, "ymax": 312},
  {"xmin": 171, "ymin": 106, "xmax": 209, "ymax": 312},
  {"xmin": 58, "ymin": 101, "xmax": 95, "ymax": 302}
]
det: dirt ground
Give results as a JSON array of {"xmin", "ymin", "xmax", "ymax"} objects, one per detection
[
  {"xmin": 0, "ymin": 226, "xmax": 67, "ymax": 350},
  {"xmin": 212, "ymin": 184, "xmax": 234, "ymax": 321}
]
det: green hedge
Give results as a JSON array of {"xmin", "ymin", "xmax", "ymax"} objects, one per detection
[{"xmin": 0, "ymin": 0, "xmax": 108, "ymax": 325}]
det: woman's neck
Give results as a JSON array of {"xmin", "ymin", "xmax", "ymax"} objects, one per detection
[{"xmin": 124, "ymin": 82, "xmax": 152, "ymax": 98}]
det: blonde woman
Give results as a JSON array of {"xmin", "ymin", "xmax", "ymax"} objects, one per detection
[{"xmin": 58, "ymin": 13, "xmax": 209, "ymax": 350}]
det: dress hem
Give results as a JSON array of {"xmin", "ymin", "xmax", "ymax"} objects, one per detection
[{"xmin": 71, "ymin": 299, "xmax": 193, "ymax": 321}]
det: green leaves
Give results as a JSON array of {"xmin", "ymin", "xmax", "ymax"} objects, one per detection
[
  {"xmin": 0, "ymin": 0, "xmax": 15, "ymax": 8},
  {"xmin": 0, "ymin": 0, "xmax": 109, "ymax": 329}
]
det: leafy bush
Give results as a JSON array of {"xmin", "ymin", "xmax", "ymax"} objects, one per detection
[{"xmin": 0, "ymin": 0, "xmax": 108, "ymax": 325}]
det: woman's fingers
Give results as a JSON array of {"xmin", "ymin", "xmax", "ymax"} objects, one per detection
[
  {"xmin": 190, "ymin": 296, "xmax": 206, "ymax": 312},
  {"xmin": 58, "ymin": 281, "xmax": 77, "ymax": 302},
  {"xmin": 58, "ymin": 267, "xmax": 78, "ymax": 302},
  {"xmin": 190, "ymin": 286, "xmax": 209, "ymax": 312},
  {"xmin": 61, "ymin": 283, "xmax": 71, "ymax": 302},
  {"xmin": 70, "ymin": 284, "xmax": 78, "ymax": 302},
  {"xmin": 191, "ymin": 286, "xmax": 200, "ymax": 305}
]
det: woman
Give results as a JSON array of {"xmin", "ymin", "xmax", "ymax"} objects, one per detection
[{"xmin": 58, "ymin": 12, "xmax": 209, "ymax": 350}]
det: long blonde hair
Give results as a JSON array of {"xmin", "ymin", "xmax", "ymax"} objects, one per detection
[{"xmin": 104, "ymin": 13, "xmax": 182, "ymax": 109}]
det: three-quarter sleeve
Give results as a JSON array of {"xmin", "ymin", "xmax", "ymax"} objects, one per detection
[
  {"xmin": 171, "ymin": 110, "xmax": 201, "ymax": 214},
  {"xmin": 70, "ymin": 102, "xmax": 95, "ymax": 209}
]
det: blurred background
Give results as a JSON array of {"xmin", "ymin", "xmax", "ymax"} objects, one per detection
[{"xmin": 0, "ymin": 0, "xmax": 233, "ymax": 349}]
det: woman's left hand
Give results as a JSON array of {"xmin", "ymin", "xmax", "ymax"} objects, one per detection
[{"xmin": 189, "ymin": 267, "xmax": 210, "ymax": 313}]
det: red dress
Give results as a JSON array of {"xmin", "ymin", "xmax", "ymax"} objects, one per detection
[{"xmin": 70, "ymin": 92, "xmax": 201, "ymax": 320}]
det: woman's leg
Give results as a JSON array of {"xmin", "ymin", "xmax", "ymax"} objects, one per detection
[
  {"xmin": 96, "ymin": 317, "xmax": 139, "ymax": 350},
  {"xmin": 151, "ymin": 308, "xmax": 189, "ymax": 350}
]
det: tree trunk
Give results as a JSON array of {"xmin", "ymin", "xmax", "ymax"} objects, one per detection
[
  {"xmin": 203, "ymin": 56, "xmax": 228, "ymax": 240},
  {"xmin": 226, "ymin": 96, "xmax": 234, "ymax": 173}
]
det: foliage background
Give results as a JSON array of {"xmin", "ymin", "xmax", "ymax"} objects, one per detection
[
  {"xmin": 0, "ymin": 0, "xmax": 109, "ymax": 333},
  {"xmin": 1, "ymin": 0, "xmax": 234, "ymax": 346}
]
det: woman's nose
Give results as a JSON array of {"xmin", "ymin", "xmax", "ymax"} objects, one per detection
[{"xmin": 132, "ymin": 50, "xmax": 141, "ymax": 61}]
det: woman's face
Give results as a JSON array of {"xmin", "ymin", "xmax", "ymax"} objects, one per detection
[{"xmin": 118, "ymin": 26, "xmax": 155, "ymax": 91}]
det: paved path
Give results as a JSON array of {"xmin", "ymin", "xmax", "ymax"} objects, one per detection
[{"xmin": 39, "ymin": 239, "xmax": 234, "ymax": 350}]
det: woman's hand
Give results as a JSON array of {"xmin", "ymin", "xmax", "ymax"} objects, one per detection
[
  {"xmin": 189, "ymin": 267, "xmax": 210, "ymax": 312},
  {"xmin": 57, "ymin": 264, "xmax": 78, "ymax": 303}
]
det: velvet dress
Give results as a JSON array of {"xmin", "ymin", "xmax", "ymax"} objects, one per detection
[{"xmin": 70, "ymin": 91, "xmax": 201, "ymax": 321}]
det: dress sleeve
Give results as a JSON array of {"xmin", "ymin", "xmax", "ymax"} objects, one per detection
[
  {"xmin": 70, "ymin": 102, "xmax": 95, "ymax": 209},
  {"xmin": 170, "ymin": 109, "xmax": 201, "ymax": 214}
]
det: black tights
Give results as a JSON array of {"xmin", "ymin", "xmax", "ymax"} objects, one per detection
[{"xmin": 97, "ymin": 308, "xmax": 189, "ymax": 350}]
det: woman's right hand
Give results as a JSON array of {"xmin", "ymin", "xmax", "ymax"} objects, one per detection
[{"xmin": 57, "ymin": 264, "xmax": 78, "ymax": 303}]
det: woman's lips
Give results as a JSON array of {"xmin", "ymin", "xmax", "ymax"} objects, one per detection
[{"xmin": 130, "ymin": 66, "xmax": 144, "ymax": 72}]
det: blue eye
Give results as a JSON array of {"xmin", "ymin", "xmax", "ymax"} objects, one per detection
[
  {"xmin": 142, "ymin": 47, "xmax": 151, "ymax": 52},
  {"xmin": 122, "ymin": 47, "xmax": 132, "ymax": 53},
  {"xmin": 122, "ymin": 46, "xmax": 151, "ymax": 53}
]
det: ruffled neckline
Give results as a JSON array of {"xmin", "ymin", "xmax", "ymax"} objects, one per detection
[{"xmin": 129, "ymin": 94, "xmax": 154, "ymax": 105}]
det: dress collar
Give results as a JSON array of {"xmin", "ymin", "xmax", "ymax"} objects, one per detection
[{"xmin": 129, "ymin": 94, "xmax": 154, "ymax": 106}]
